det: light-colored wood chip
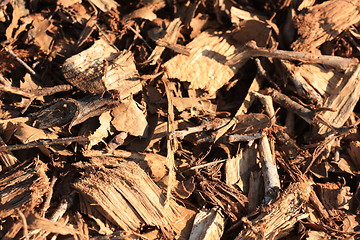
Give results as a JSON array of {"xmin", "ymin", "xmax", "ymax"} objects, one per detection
[
  {"xmin": 164, "ymin": 31, "xmax": 244, "ymax": 96},
  {"xmin": 189, "ymin": 207, "xmax": 225, "ymax": 240},
  {"xmin": 292, "ymin": 0, "xmax": 360, "ymax": 52},
  {"xmin": 72, "ymin": 161, "xmax": 184, "ymax": 234}
]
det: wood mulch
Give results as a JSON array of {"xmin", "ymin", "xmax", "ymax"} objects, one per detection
[{"xmin": 0, "ymin": 0, "xmax": 359, "ymax": 239}]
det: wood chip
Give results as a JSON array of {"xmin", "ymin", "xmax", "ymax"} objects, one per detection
[
  {"xmin": 292, "ymin": 0, "xmax": 360, "ymax": 52},
  {"xmin": 72, "ymin": 161, "xmax": 183, "ymax": 234},
  {"xmin": 0, "ymin": 160, "xmax": 50, "ymax": 219},
  {"xmin": 63, "ymin": 38, "xmax": 141, "ymax": 95},
  {"xmin": 164, "ymin": 31, "xmax": 245, "ymax": 96}
]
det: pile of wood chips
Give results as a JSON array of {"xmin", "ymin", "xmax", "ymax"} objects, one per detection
[{"xmin": 1, "ymin": 0, "xmax": 360, "ymax": 239}]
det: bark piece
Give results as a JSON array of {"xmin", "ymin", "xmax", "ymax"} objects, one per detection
[
  {"xmin": 23, "ymin": 14, "xmax": 55, "ymax": 52},
  {"xmin": 13, "ymin": 122, "xmax": 59, "ymax": 156},
  {"xmin": 85, "ymin": 149, "xmax": 168, "ymax": 183},
  {"xmin": 0, "ymin": 160, "xmax": 49, "ymax": 218},
  {"xmin": 231, "ymin": 20, "xmax": 271, "ymax": 48},
  {"xmin": 172, "ymin": 97, "xmax": 216, "ymax": 115},
  {"xmin": 236, "ymin": 181, "xmax": 312, "ymax": 240},
  {"xmin": 124, "ymin": 0, "xmax": 165, "ymax": 21},
  {"xmin": 57, "ymin": 0, "xmax": 82, "ymax": 8},
  {"xmin": 189, "ymin": 13, "xmax": 208, "ymax": 39},
  {"xmin": 213, "ymin": 75, "xmax": 263, "ymax": 141},
  {"xmin": 196, "ymin": 175, "xmax": 247, "ymax": 221},
  {"xmin": 82, "ymin": 111, "xmax": 113, "ymax": 149},
  {"xmin": 164, "ymin": 31, "xmax": 245, "ymax": 96},
  {"xmin": 72, "ymin": 161, "xmax": 184, "ymax": 234},
  {"xmin": 297, "ymin": 0, "xmax": 316, "ymax": 11},
  {"xmin": 305, "ymin": 230, "xmax": 328, "ymax": 240},
  {"xmin": 230, "ymin": 113, "xmax": 271, "ymax": 135},
  {"xmin": 31, "ymin": 94, "xmax": 118, "ymax": 129},
  {"xmin": 248, "ymin": 171, "xmax": 263, "ymax": 212},
  {"xmin": 281, "ymin": 61, "xmax": 324, "ymax": 105},
  {"xmin": 5, "ymin": 0, "xmax": 29, "ymax": 41},
  {"xmin": 315, "ymin": 182, "xmax": 352, "ymax": 217},
  {"xmin": 63, "ymin": 38, "xmax": 141, "ymax": 95},
  {"xmin": 292, "ymin": 0, "xmax": 360, "ymax": 52},
  {"xmin": 189, "ymin": 207, "xmax": 225, "ymax": 240},
  {"xmin": 14, "ymin": 122, "xmax": 58, "ymax": 142}
]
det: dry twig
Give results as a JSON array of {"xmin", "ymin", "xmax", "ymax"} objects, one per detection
[{"xmin": 227, "ymin": 41, "xmax": 358, "ymax": 71}]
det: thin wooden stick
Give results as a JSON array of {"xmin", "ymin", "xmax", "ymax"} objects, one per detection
[
  {"xmin": 41, "ymin": 176, "xmax": 58, "ymax": 217},
  {"xmin": 0, "ymin": 84, "xmax": 73, "ymax": 99},
  {"xmin": 2, "ymin": 46, "xmax": 37, "ymax": 76},
  {"xmin": 228, "ymin": 132, "xmax": 263, "ymax": 142},
  {"xmin": 226, "ymin": 41, "xmax": 358, "ymax": 71},
  {"xmin": 258, "ymin": 133, "xmax": 281, "ymax": 204},
  {"xmin": 267, "ymin": 89, "xmax": 315, "ymax": 124},
  {"xmin": 189, "ymin": 159, "xmax": 226, "ymax": 170},
  {"xmin": 251, "ymin": 91, "xmax": 276, "ymax": 126},
  {"xmin": 162, "ymin": 75, "xmax": 178, "ymax": 206},
  {"xmin": 0, "ymin": 136, "xmax": 89, "ymax": 152}
]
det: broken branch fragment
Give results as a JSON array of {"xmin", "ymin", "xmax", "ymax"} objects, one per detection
[
  {"xmin": 0, "ymin": 84, "xmax": 72, "ymax": 99},
  {"xmin": 227, "ymin": 41, "xmax": 358, "ymax": 71},
  {"xmin": 259, "ymin": 133, "xmax": 281, "ymax": 204},
  {"xmin": 0, "ymin": 136, "xmax": 89, "ymax": 152},
  {"xmin": 31, "ymin": 94, "xmax": 118, "ymax": 129},
  {"xmin": 147, "ymin": 18, "xmax": 189, "ymax": 64},
  {"xmin": 267, "ymin": 88, "xmax": 315, "ymax": 124}
]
